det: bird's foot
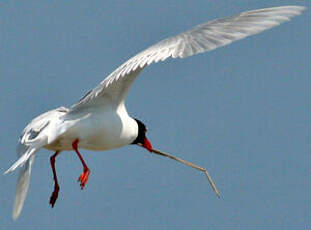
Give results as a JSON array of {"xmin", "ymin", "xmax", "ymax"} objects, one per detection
[
  {"xmin": 49, "ymin": 184, "xmax": 59, "ymax": 208},
  {"xmin": 78, "ymin": 168, "xmax": 90, "ymax": 189}
]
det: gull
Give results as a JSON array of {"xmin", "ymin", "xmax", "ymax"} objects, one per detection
[{"xmin": 5, "ymin": 5, "xmax": 305, "ymax": 220}]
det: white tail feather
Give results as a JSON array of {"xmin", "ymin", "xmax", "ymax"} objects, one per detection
[
  {"xmin": 12, "ymin": 155, "xmax": 36, "ymax": 220},
  {"xmin": 4, "ymin": 148, "xmax": 36, "ymax": 174},
  {"xmin": 5, "ymin": 107, "xmax": 69, "ymax": 220}
]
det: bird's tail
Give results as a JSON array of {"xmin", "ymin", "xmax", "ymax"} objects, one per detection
[
  {"xmin": 12, "ymin": 154, "xmax": 36, "ymax": 220},
  {"xmin": 4, "ymin": 143, "xmax": 41, "ymax": 220},
  {"xmin": 5, "ymin": 107, "xmax": 70, "ymax": 220},
  {"xmin": 5, "ymin": 145, "xmax": 37, "ymax": 174}
]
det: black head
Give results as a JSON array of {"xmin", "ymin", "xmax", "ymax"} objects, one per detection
[{"xmin": 131, "ymin": 118, "xmax": 153, "ymax": 152}]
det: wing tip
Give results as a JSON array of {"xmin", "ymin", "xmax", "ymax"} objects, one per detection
[
  {"xmin": 288, "ymin": 5, "xmax": 307, "ymax": 14},
  {"xmin": 4, "ymin": 164, "xmax": 18, "ymax": 175},
  {"xmin": 278, "ymin": 5, "xmax": 307, "ymax": 15},
  {"xmin": 12, "ymin": 208, "xmax": 21, "ymax": 221}
]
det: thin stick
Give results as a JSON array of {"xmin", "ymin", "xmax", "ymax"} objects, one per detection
[{"xmin": 141, "ymin": 145, "xmax": 220, "ymax": 198}]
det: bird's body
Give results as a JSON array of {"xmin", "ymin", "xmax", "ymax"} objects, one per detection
[
  {"xmin": 44, "ymin": 104, "xmax": 138, "ymax": 152},
  {"xmin": 5, "ymin": 5, "xmax": 305, "ymax": 220}
]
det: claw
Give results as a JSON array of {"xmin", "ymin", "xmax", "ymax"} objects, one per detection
[
  {"xmin": 49, "ymin": 185, "xmax": 59, "ymax": 207},
  {"xmin": 78, "ymin": 169, "xmax": 90, "ymax": 189},
  {"xmin": 49, "ymin": 151, "xmax": 60, "ymax": 208},
  {"xmin": 72, "ymin": 139, "xmax": 91, "ymax": 189}
]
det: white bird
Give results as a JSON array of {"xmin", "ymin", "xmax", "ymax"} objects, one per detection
[{"xmin": 5, "ymin": 5, "xmax": 305, "ymax": 220}]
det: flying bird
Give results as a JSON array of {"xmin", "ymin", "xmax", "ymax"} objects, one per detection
[{"xmin": 5, "ymin": 5, "xmax": 305, "ymax": 220}]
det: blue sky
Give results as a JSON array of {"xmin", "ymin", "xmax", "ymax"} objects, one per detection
[{"xmin": 1, "ymin": 0, "xmax": 310, "ymax": 229}]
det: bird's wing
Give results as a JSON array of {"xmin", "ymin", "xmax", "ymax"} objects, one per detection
[{"xmin": 70, "ymin": 6, "xmax": 305, "ymax": 111}]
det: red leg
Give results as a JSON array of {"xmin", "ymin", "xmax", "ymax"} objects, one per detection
[
  {"xmin": 50, "ymin": 151, "xmax": 60, "ymax": 207},
  {"xmin": 72, "ymin": 139, "xmax": 90, "ymax": 189}
]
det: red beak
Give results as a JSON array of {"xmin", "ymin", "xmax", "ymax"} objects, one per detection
[{"xmin": 143, "ymin": 137, "xmax": 153, "ymax": 152}]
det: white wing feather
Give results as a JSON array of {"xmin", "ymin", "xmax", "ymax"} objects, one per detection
[{"xmin": 70, "ymin": 6, "xmax": 305, "ymax": 111}]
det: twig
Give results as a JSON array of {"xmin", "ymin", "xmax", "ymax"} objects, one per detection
[{"xmin": 140, "ymin": 145, "xmax": 220, "ymax": 198}]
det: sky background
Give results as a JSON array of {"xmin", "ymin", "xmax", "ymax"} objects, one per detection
[{"xmin": 1, "ymin": 0, "xmax": 310, "ymax": 229}]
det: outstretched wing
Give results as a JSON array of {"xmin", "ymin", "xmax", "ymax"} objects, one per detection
[{"xmin": 70, "ymin": 6, "xmax": 305, "ymax": 111}]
